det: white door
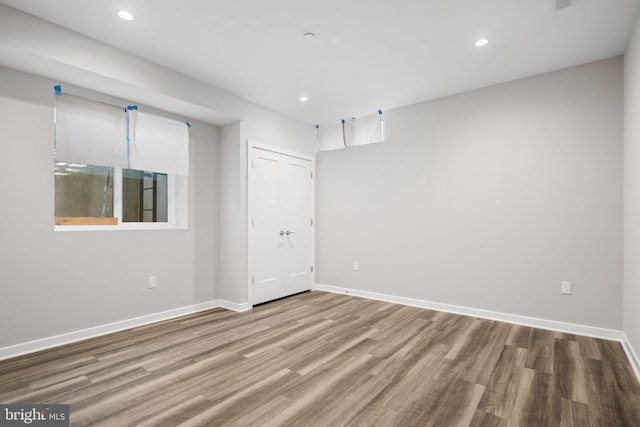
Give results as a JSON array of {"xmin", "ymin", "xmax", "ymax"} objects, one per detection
[{"xmin": 249, "ymin": 144, "xmax": 314, "ymax": 305}]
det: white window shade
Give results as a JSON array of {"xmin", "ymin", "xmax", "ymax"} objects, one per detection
[
  {"xmin": 129, "ymin": 110, "xmax": 189, "ymax": 176},
  {"xmin": 344, "ymin": 111, "xmax": 383, "ymax": 147},
  {"xmin": 55, "ymin": 94, "xmax": 127, "ymax": 167},
  {"xmin": 316, "ymin": 122, "xmax": 346, "ymax": 151},
  {"xmin": 316, "ymin": 111, "xmax": 383, "ymax": 152}
]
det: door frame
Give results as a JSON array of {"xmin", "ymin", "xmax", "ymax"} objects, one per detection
[{"xmin": 247, "ymin": 141, "xmax": 315, "ymax": 306}]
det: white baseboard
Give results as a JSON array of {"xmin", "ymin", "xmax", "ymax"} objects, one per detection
[
  {"xmin": 316, "ymin": 284, "xmax": 640, "ymax": 383},
  {"xmin": 0, "ymin": 299, "xmax": 246, "ymax": 362},
  {"xmin": 316, "ymin": 284, "xmax": 624, "ymax": 340},
  {"xmin": 622, "ymin": 333, "xmax": 640, "ymax": 382},
  {"xmin": 218, "ymin": 299, "xmax": 252, "ymax": 312},
  {"xmin": 3, "ymin": 288, "xmax": 639, "ymax": 385}
]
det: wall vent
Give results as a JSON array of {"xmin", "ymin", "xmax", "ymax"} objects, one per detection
[{"xmin": 555, "ymin": 0, "xmax": 572, "ymax": 10}]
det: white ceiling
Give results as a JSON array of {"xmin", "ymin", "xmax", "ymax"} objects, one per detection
[{"xmin": 1, "ymin": 0, "xmax": 639, "ymax": 125}]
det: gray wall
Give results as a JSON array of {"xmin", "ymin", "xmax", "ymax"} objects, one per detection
[
  {"xmin": 0, "ymin": 4, "xmax": 317, "ymax": 347},
  {"xmin": 1, "ymin": 2, "xmax": 634, "ymax": 353},
  {"xmin": 317, "ymin": 57, "xmax": 623, "ymax": 329},
  {"xmin": 624, "ymin": 15, "xmax": 640, "ymax": 355},
  {"xmin": 218, "ymin": 121, "xmax": 244, "ymax": 304},
  {"xmin": 0, "ymin": 68, "xmax": 219, "ymax": 347}
]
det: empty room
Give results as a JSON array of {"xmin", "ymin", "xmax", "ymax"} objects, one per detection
[{"xmin": 1, "ymin": 0, "xmax": 640, "ymax": 425}]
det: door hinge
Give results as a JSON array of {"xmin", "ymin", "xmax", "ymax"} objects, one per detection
[
  {"xmin": 310, "ymin": 172, "xmax": 313, "ymax": 179},
  {"xmin": 251, "ymin": 218, "xmax": 254, "ymax": 226},
  {"xmin": 310, "ymin": 218, "xmax": 313, "ymax": 226},
  {"xmin": 252, "ymin": 276, "xmax": 254, "ymax": 284},
  {"xmin": 251, "ymin": 160, "xmax": 254, "ymax": 168},
  {"xmin": 311, "ymin": 265, "xmax": 314, "ymax": 272}
]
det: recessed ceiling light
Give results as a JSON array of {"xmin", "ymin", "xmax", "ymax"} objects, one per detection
[
  {"xmin": 299, "ymin": 96, "xmax": 309, "ymax": 102},
  {"xmin": 475, "ymin": 39, "xmax": 489, "ymax": 47},
  {"xmin": 303, "ymin": 33, "xmax": 316, "ymax": 39},
  {"xmin": 118, "ymin": 10, "xmax": 134, "ymax": 21}
]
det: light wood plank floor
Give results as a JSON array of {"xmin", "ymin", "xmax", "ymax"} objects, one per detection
[{"xmin": 1, "ymin": 291, "xmax": 639, "ymax": 426}]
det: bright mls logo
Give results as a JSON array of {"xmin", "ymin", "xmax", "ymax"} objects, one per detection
[{"xmin": 0, "ymin": 405, "xmax": 69, "ymax": 426}]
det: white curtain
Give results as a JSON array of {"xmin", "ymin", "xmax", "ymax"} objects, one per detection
[
  {"xmin": 128, "ymin": 110, "xmax": 190, "ymax": 176},
  {"xmin": 54, "ymin": 94, "xmax": 127, "ymax": 167}
]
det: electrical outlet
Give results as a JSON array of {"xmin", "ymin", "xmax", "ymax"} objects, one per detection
[
  {"xmin": 353, "ymin": 261, "xmax": 359, "ymax": 271},
  {"xmin": 561, "ymin": 281, "xmax": 571, "ymax": 295},
  {"xmin": 148, "ymin": 276, "xmax": 157, "ymax": 289}
]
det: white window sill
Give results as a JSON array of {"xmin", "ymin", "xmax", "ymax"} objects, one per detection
[{"xmin": 54, "ymin": 223, "xmax": 186, "ymax": 232}]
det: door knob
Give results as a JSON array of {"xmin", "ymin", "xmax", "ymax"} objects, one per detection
[
  {"xmin": 286, "ymin": 230, "xmax": 295, "ymax": 235},
  {"xmin": 279, "ymin": 230, "xmax": 285, "ymax": 236}
]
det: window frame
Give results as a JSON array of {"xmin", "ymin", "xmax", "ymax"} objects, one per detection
[{"xmin": 54, "ymin": 167, "xmax": 186, "ymax": 232}]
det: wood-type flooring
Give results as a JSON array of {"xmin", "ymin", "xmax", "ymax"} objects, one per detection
[{"xmin": 1, "ymin": 291, "xmax": 639, "ymax": 426}]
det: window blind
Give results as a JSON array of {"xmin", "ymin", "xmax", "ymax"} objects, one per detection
[
  {"xmin": 54, "ymin": 94, "xmax": 127, "ymax": 168},
  {"xmin": 316, "ymin": 122, "xmax": 346, "ymax": 151},
  {"xmin": 316, "ymin": 111, "xmax": 383, "ymax": 152},
  {"xmin": 344, "ymin": 111, "xmax": 383, "ymax": 147},
  {"xmin": 128, "ymin": 110, "xmax": 190, "ymax": 176}
]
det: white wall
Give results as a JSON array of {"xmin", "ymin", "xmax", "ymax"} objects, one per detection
[
  {"xmin": 624, "ymin": 15, "xmax": 640, "ymax": 358},
  {"xmin": 0, "ymin": 67, "xmax": 219, "ymax": 348},
  {"xmin": 317, "ymin": 57, "xmax": 623, "ymax": 329}
]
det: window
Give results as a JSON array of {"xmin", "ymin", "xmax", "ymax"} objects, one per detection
[
  {"xmin": 122, "ymin": 169, "xmax": 168, "ymax": 222},
  {"xmin": 53, "ymin": 90, "xmax": 188, "ymax": 230},
  {"xmin": 54, "ymin": 165, "xmax": 170, "ymax": 225},
  {"xmin": 54, "ymin": 163, "xmax": 116, "ymax": 225}
]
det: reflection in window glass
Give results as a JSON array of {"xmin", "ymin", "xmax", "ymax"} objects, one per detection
[
  {"xmin": 122, "ymin": 169, "xmax": 168, "ymax": 223},
  {"xmin": 54, "ymin": 162, "xmax": 113, "ymax": 217}
]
